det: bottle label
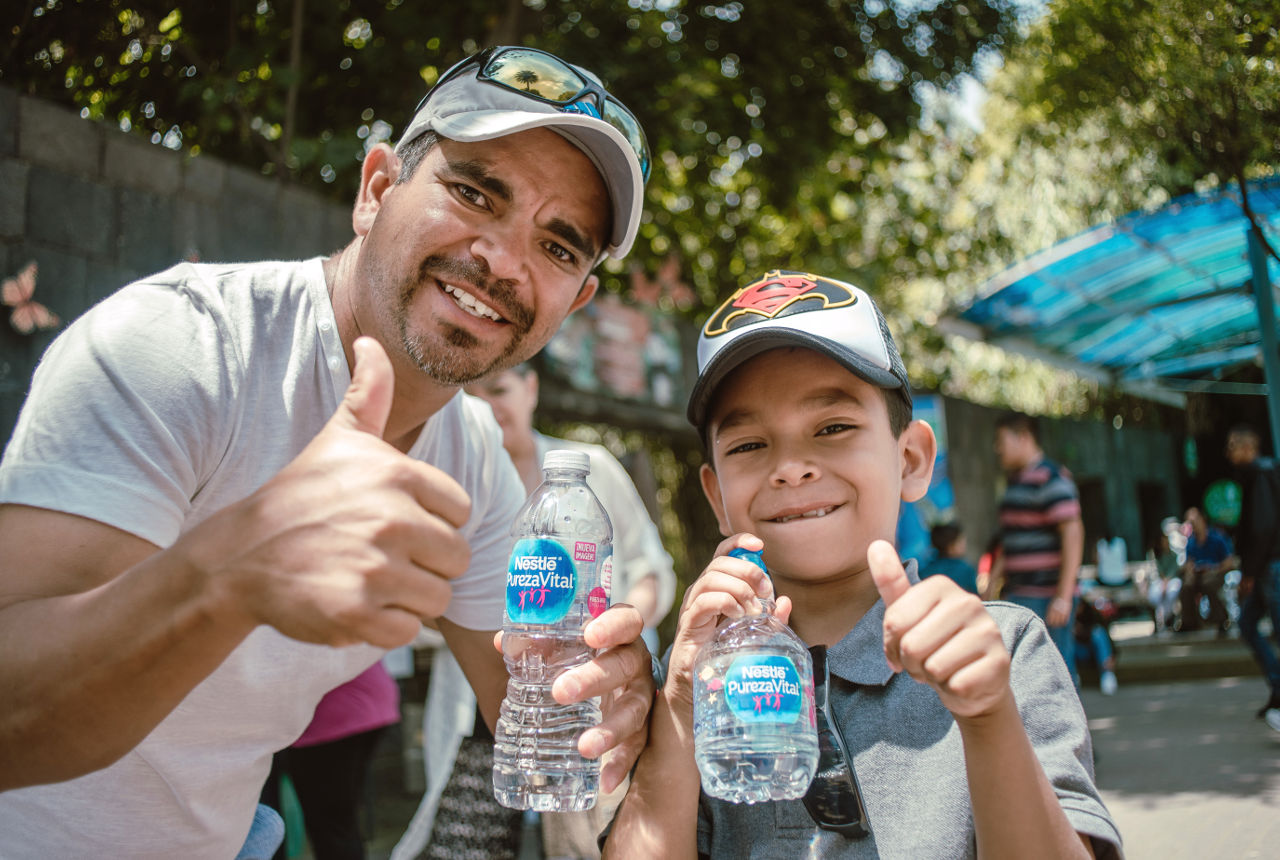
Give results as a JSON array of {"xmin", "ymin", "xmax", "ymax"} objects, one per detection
[
  {"xmin": 724, "ymin": 655, "xmax": 803, "ymax": 724},
  {"xmin": 506, "ymin": 537, "xmax": 578, "ymax": 624}
]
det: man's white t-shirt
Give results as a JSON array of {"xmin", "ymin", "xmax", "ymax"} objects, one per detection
[{"xmin": 0, "ymin": 260, "xmax": 523, "ymax": 858}]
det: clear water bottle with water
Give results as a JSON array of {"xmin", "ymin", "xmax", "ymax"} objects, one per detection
[
  {"xmin": 693, "ymin": 547, "xmax": 819, "ymax": 803},
  {"xmin": 493, "ymin": 449, "xmax": 613, "ymax": 812}
]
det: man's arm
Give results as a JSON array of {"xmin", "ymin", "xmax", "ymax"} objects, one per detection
[
  {"xmin": 1049, "ymin": 517, "xmax": 1084, "ymax": 627},
  {"xmin": 0, "ymin": 507, "xmax": 252, "ymax": 788},
  {"xmin": 0, "ymin": 338, "xmax": 471, "ymax": 789}
]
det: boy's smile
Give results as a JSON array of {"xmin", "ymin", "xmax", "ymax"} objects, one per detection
[{"xmin": 700, "ymin": 347, "xmax": 934, "ymax": 597}]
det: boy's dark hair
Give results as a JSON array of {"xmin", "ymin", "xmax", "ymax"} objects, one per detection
[
  {"xmin": 930, "ymin": 522, "xmax": 963, "ymax": 556},
  {"xmin": 995, "ymin": 411, "xmax": 1040, "ymax": 444}
]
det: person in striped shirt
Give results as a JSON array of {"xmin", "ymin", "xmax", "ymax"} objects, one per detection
[{"xmin": 985, "ymin": 412, "xmax": 1086, "ymax": 686}]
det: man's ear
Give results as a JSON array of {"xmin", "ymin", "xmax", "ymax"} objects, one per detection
[
  {"xmin": 899, "ymin": 419, "xmax": 938, "ymax": 504},
  {"xmin": 567, "ymin": 274, "xmax": 600, "ymax": 316},
  {"xmin": 353, "ymin": 143, "xmax": 400, "ymax": 237},
  {"xmin": 699, "ymin": 462, "xmax": 733, "ymax": 537}
]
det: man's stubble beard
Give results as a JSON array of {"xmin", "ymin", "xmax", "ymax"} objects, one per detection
[{"xmin": 395, "ymin": 254, "xmax": 535, "ymax": 386}]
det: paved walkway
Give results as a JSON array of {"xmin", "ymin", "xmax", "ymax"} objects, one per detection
[{"xmin": 1081, "ymin": 675, "xmax": 1280, "ymax": 859}]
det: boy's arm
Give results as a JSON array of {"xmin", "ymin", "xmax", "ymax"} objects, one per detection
[
  {"xmin": 604, "ymin": 534, "xmax": 778, "ymax": 859},
  {"xmin": 870, "ymin": 541, "xmax": 1097, "ymax": 859},
  {"xmin": 957, "ymin": 694, "xmax": 1096, "ymax": 858}
]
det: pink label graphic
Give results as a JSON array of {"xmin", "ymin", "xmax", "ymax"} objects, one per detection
[
  {"xmin": 587, "ymin": 586, "xmax": 609, "ymax": 618},
  {"xmin": 574, "ymin": 541, "xmax": 597, "ymax": 562}
]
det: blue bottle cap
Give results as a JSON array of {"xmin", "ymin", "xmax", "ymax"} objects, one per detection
[{"xmin": 728, "ymin": 547, "xmax": 767, "ymax": 576}]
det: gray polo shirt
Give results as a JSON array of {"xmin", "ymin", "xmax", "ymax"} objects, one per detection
[{"xmin": 695, "ymin": 565, "xmax": 1123, "ymax": 859}]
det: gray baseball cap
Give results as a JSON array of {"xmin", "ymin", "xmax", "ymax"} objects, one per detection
[{"xmin": 396, "ymin": 50, "xmax": 647, "ymax": 261}]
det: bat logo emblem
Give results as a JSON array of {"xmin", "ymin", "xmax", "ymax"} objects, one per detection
[{"xmin": 702, "ymin": 270, "xmax": 857, "ymax": 337}]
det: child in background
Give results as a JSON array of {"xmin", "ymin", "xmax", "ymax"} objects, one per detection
[
  {"xmin": 603, "ymin": 270, "xmax": 1120, "ymax": 859},
  {"xmin": 921, "ymin": 522, "xmax": 979, "ymax": 595}
]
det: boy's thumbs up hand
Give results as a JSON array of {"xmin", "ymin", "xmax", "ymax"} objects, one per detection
[
  {"xmin": 191, "ymin": 336, "xmax": 472, "ymax": 650},
  {"xmin": 870, "ymin": 540, "xmax": 1012, "ymax": 720}
]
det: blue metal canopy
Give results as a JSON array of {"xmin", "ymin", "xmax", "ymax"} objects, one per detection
[{"xmin": 943, "ymin": 177, "xmax": 1280, "ymax": 410}]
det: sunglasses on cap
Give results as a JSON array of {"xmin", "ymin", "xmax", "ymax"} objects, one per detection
[
  {"xmin": 803, "ymin": 644, "xmax": 872, "ymax": 839},
  {"xmin": 425, "ymin": 46, "xmax": 651, "ymax": 182}
]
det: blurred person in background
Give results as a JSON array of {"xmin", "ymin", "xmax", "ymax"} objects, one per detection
[
  {"xmin": 986, "ymin": 412, "xmax": 1085, "ymax": 686},
  {"xmin": 1178, "ymin": 506, "xmax": 1233, "ymax": 635},
  {"xmin": 1146, "ymin": 528, "xmax": 1182, "ymax": 635},
  {"xmin": 1224, "ymin": 425, "xmax": 1280, "ymax": 731},
  {"xmin": 921, "ymin": 521, "xmax": 979, "ymax": 595}
]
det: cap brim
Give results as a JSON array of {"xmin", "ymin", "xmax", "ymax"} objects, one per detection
[
  {"xmin": 686, "ymin": 329, "xmax": 905, "ymax": 430},
  {"xmin": 401, "ymin": 108, "xmax": 643, "ymax": 260}
]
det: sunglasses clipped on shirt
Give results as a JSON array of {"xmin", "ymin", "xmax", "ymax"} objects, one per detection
[
  {"xmin": 424, "ymin": 45, "xmax": 651, "ymax": 182},
  {"xmin": 802, "ymin": 644, "xmax": 872, "ymax": 839}
]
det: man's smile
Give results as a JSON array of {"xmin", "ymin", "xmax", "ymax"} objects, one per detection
[{"xmin": 441, "ymin": 281, "xmax": 505, "ymax": 323}]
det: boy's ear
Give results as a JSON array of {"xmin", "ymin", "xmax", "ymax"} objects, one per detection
[
  {"xmin": 699, "ymin": 463, "xmax": 734, "ymax": 537},
  {"xmin": 899, "ymin": 418, "xmax": 937, "ymax": 504}
]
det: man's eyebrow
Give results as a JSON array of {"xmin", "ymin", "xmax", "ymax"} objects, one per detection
[
  {"xmin": 445, "ymin": 158, "xmax": 512, "ymax": 203},
  {"xmin": 546, "ymin": 217, "xmax": 599, "ymax": 264}
]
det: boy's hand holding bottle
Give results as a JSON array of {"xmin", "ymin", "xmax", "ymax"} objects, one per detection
[
  {"xmin": 664, "ymin": 534, "xmax": 789, "ymax": 714},
  {"xmin": 868, "ymin": 539, "xmax": 1012, "ymax": 721}
]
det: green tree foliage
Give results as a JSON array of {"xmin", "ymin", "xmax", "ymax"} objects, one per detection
[
  {"xmin": 3, "ymin": 0, "xmax": 1025, "ymax": 308},
  {"xmin": 1015, "ymin": 0, "xmax": 1280, "ymax": 246}
]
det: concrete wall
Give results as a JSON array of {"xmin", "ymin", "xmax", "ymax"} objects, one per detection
[
  {"xmin": 0, "ymin": 87, "xmax": 354, "ymax": 442},
  {"xmin": 943, "ymin": 395, "xmax": 1185, "ymax": 566}
]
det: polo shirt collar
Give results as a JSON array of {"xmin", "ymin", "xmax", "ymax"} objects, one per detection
[{"xmin": 825, "ymin": 558, "xmax": 920, "ymax": 688}]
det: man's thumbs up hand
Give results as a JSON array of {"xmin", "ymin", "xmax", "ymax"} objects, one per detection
[
  {"xmin": 870, "ymin": 540, "xmax": 1011, "ymax": 720},
  {"xmin": 191, "ymin": 336, "xmax": 472, "ymax": 650},
  {"xmin": 331, "ymin": 336, "xmax": 396, "ymax": 438}
]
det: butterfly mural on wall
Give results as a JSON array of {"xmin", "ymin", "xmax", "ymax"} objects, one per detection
[{"xmin": 2, "ymin": 262, "xmax": 60, "ymax": 335}]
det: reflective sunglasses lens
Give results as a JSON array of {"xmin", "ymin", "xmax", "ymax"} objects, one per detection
[
  {"xmin": 485, "ymin": 49, "xmax": 584, "ymax": 102},
  {"xmin": 602, "ymin": 103, "xmax": 651, "ymax": 180}
]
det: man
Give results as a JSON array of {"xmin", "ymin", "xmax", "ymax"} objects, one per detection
[
  {"xmin": 1224, "ymin": 424, "xmax": 1280, "ymax": 731},
  {"xmin": 0, "ymin": 46, "xmax": 656, "ymax": 856},
  {"xmin": 1177, "ymin": 506, "xmax": 1233, "ymax": 635},
  {"xmin": 985, "ymin": 412, "xmax": 1085, "ymax": 685}
]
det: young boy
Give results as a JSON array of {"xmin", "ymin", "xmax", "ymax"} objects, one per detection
[{"xmin": 604, "ymin": 271, "xmax": 1121, "ymax": 858}]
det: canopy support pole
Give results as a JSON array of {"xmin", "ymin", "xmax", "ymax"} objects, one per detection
[{"xmin": 1247, "ymin": 227, "xmax": 1280, "ymax": 456}]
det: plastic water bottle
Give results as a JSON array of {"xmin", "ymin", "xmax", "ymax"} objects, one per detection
[
  {"xmin": 692, "ymin": 547, "xmax": 819, "ymax": 803},
  {"xmin": 493, "ymin": 449, "xmax": 613, "ymax": 811}
]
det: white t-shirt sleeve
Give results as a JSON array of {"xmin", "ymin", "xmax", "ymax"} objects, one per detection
[{"xmin": 0, "ymin": 276, "xmax": 240, "ymax": 547}]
